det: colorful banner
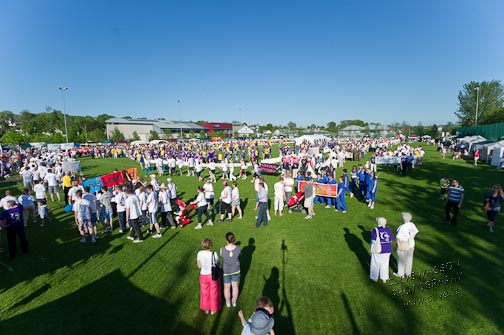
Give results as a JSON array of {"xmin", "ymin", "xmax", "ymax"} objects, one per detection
[
  {"xmin": 82, "ymin": 177, "xmax": 103, "ymax": 194},
  {"xmin": 100, "ymin": 171, "xmax": 124, "ymax": 188},
  {"xmin": 298, "ymin": 181, "xmax": 337, "ymax": 197},
  {"xmin": 62, "ymin": 161, "xmax": 81, "ymax": 172},
  {"xmin": 376, "ymin": 157, "xmax": 401, "ymax": 165},
  {"xmin": 121, "ymin": 168, "xmax": 138, "ymax": 181},
  {"xmin": 260, "ymin": 163, "xmax": 280, "ymax": 174}
]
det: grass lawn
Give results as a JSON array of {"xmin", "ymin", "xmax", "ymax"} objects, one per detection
[{"xmin": 0, "ymin": 145, "xmax": 503, "ymax": 335}]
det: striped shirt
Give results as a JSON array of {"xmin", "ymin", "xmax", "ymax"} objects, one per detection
[{"xmin": 448, "ymin": 185, "xmax": 464, "ymax": 203}]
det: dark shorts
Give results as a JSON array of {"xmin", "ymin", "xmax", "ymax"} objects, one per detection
[
  {"xmin": 487, "ymin": 209, "xmax": 499, "ymax": 221},
  {"xmin": 220, "ymin": 202, "xmax": 231, "ymax": 214}
]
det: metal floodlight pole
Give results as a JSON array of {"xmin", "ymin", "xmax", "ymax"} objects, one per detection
[
  {"xmin": 178, "ymin": 99, "xmax": 182, "ymax": 139},
  {"xmin": 475, "ymin": 86, "xmax": 480, "ymax": 126},
  {"xmin": 59, "ymin": 86, "xmax": 69, "ymax": 143}
]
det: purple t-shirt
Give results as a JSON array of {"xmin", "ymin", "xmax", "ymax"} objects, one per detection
[
  {"xmin": 371, "ymin": 226, "xmax": 394, "ymax": 254},
  {"xmin": 0, "ymin": 205, "xmax": 24, "ymax": 228}
]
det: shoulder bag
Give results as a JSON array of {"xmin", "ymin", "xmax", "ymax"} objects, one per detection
[
  {"xmin": 211, "ymin": 252, "xmax": 223, "ymax": 281},
  {"xmin": 370, "ymin": 228, "xmax": 382, "ymax": 254}
]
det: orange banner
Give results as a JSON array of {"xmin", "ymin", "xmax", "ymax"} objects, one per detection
[
  {"xmin": 122, "ymin": 168, "xmax": 138, "ymax": 181},
  {"xmin": 298, "ymin": 181, "xmax": 337, "ymax": 197}
]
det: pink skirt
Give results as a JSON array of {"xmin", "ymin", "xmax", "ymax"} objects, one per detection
[{"xmin": 199, "ymin": 274, "xmax": 221, "ymax": 312}]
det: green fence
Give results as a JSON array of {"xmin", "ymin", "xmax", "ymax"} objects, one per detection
[{"xmin": 456, "ymin": 123, "xmax": 504, "ymax": 141}]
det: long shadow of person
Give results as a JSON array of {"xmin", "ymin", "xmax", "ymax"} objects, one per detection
[
  {"xmin": 344, "ymin": 227, "xmax": 369, "ymax": 275},
  {"xmin": 262, "ymin": 266, "xmax": 296, "ymax": 334},
  {"xmin": 238, "ymin": 237, "xmax": 255, "ymax": 295}
]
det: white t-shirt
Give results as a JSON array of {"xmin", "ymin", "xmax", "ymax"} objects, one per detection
[
  {"xmin": 203, "ymin": 183, "xmax": 214, "ymax": 199},
  {"xmin": 197, "ymin": 250, "xmax": 218, "ymax": 275},
  {"xmin": 231, "ymin": 187, "xmax": 240, "ymax": 202},
  {"xmin": 0, "ymin": 195, "xmax": 18, "ymax": 209},
  {"xmin": 146, "ymin": 191, "xmax": 158, "ymax": 213},
  {"xmin": 34, "ymin": 184, "xmax": 46, "ymax": 200},
  {"xmin": 44, "ymin": 172, "xmax": 59, "ymax": 187},
  {"xmin": 115, "ymin": 191, "xmax": 127, "ymax": 213},
  {"xmin": 396, "ymin": 221, "xmax": 419, "ymax": 248},
  {"xmin": 196, "ymin": 192, "xmax": 208, "ymax": 207},
  {"xmin": 73, "ymin": 198, "xmax": 91, "ymax": 221},
  {"xmin": 221, "ymin": 186, "xmax": 232, "ymax": 204},
  {"xmin": 283, "ymin": 178, "xmax": 294, "ymax": 192},
  {"xmin": 158, "ymin": 191, "xmax": 172, "ymax": 212},
  {"xmin": 125, "ymin": 194, "xmax": 142, "ymax": 219},
  {"xmin": 274, "ymin": 181, "xmax": 285, "ymax": 198}
]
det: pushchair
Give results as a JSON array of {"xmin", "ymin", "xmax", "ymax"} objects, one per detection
[
  {"xmin": 174, "ymin": 199, "xmax": 197, "ymax": 227},
  {"xmin": 287, "ymin": 191, "xmax": 306, "ymax": 214}
]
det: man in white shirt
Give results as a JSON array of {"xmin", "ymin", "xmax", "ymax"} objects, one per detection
[
  {"xmin": 125, "ymin": 187, "xmax": 144, "ymax": 243},
  {"xmin": 73, "ymin": 190, "xmax": 95, "ymax": 244},
  {"xmin": 44, "ymin": 168, "xmax": 61, "ymax": 202},
  {"xmin": 218, "ymin": 181, "xmax": 233, "ymax": 222},
  {"xmin": 145, "ymin": 184, "xmax": 162, "ymax": 238}
]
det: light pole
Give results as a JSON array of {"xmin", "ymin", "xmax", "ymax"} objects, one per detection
[
  {"xmin": 475, "ymin": 86, "xmax": 480, "ymax": 126},
  {"xmin": 58, "ymin": 86, "xmax": 69, "ymax": 143},
  {"xmin": 177, "ymin": 99, "xmax": 183, "ymax": 139}
]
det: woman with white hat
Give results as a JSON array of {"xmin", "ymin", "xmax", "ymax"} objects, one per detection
[{"xmin": 369, "ymin": 217, "xmax": 394, "ymax": 283}]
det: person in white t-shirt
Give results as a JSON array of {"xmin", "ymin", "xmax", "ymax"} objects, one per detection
[
  {"xmin": 33, "ymin": 180, "xmax": 47, "ymax": 203},
  {"xmin": 44, "ymin": 168, "xmax": 61, "ymax": 202},
  {"xmin": 218, "ymin": 181, "xmax": 233, "ymax": 222},
  {"xmin": 73, "ymin": 190, "xmax": 95, "ymax": 244},
  {"xmin": 125, "ymin": 187, "xmax": 144, "ymax": 243},
  {"xmin": 145, "ymin": 184, "xmax": 162, "ymax": 238},
  {"xmin": 283, "ymin": 174, "xmax": 294, "ymax": 206},
  {"xmin": 231, "ymin": 181, "xmax": 243, "ymax": 219},
  {"xmin": 273, "ymin": 177, "xmax": 285, "ymax": 216}
]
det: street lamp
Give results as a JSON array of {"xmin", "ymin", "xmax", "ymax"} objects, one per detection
[
  {"xmin": 178, "ymin": 99, "xmax": 183, "ymax": 139},
  {"xmin": 58, "ymin": 86, "xmax": 69, "ymax": 143},
  {"xmin": 475, "ymin": 86, "xmax": 480, "ymax": 126}
]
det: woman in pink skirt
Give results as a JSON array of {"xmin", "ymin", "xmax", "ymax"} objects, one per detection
[{"xmin": 197, "ymin": 238, "xmax": 221, "ymax": 314}]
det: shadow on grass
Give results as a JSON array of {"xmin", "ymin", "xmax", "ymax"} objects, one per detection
[
  {"xmin": 0, "ymin": 270, "xmax": 202, "ymax": 335},
  {"xmin": 344, "ymin": 227, "xmax": 369, "ymax": 275}
]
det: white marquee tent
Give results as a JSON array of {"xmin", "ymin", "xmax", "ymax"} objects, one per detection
[{"xmin": 294, "ymin": 135, "xmax": 331, "ymax": 145}]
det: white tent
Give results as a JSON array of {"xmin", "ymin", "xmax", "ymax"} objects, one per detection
[
  {"xmin": 130, "ymin": 140, "xmax": 149, "ymax": 146},
  {"xmin": 237, "ymin": 126, "xmax": 254, "ymax": 136},
  {"xmin": 491, "ymin": 146, "xmax": 504, "ymax": 167},
  {"xmin": 294, "ymin": 135, "xmax": 331, "ymax": 145},
  {"xmin": 482, "ymin": 140, "xmax": 504, "ymax": 162}
]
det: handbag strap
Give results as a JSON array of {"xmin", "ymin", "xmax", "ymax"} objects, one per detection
[{"xmin": 375, "ymin": 227, "xmax": 380, "ymax": 242}]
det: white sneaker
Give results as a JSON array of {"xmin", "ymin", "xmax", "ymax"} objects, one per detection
[
  {"xmin": 325, "ymin": 205, "xmax": 331, "ymax": 209},
  {"xmin": 350, "ymin": 193, "xmax": 354, "ymax": 198},
  {"xmin": 127, "ymin": 236, "xmax": 135, "ymax": 241},
  {"xmin": 133, "ymin": 239, "xmax": 144, "ymax": 243},
  {"xmin": 342, "ymin": 211, "xmax": 347, "ymax": 213},
  {"xmin": 152, "ymin": 233, "xmax": 162, "ymax": 238},
  {"xmin": 304, "ymin": 215, "xmax": 312, "ymax": 220},
  {"xmin": 194, "ymin": 224, "xmax": 202, "ymax": 230},
  {"xmin": 267, "ymin": 215, "xmax": 271, "ymax": 221},
  {"xmin": 207, "ymin": 221, "xmax": 213, "ymax": 226},
  {"xmin": 370, "ymin": 205, "xmax": 374, "ymax": 209}
]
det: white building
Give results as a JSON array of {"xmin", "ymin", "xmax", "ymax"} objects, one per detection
[{"xmin": 105, "ymin": 118, "xmax": 205, "ymax": 141}]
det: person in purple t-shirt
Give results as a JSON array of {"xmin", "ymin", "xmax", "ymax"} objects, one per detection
[
  {"xmin": 0, "ymin": 200, "xmax": 29, "ymax": 258},
  {"xmin": 369, "ymin": 217, "xmax": 394, "ymax": 283}
]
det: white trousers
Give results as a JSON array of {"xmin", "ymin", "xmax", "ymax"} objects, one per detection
[
  {"xmin": 370, "ymin": 253, "xmax": 391, "ymax": 282},
  {"xmin": 274, "ymin": 196, "xmax": 284, "ymax": 211},
  {"xmin": 397, "ymin": 248, "xmax": 415, "ymax": 276}
]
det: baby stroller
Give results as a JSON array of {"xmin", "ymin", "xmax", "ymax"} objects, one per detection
[
  {"xmin": 174, "ymin": 199, "xmax": 197, "ymax": 227},
  {"xmin": 287, "ymin": 191, "xmax": 306, "ymax": 214}
]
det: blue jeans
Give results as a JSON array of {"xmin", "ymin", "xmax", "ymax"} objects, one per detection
[{"xmin": 255, "ymin": 202, "xmax": 268, "ymax": 227}]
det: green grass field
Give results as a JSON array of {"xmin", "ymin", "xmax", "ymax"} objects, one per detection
[{"xmin": 1, "ymin": 145, "xmax": 503, "ymax": 335}]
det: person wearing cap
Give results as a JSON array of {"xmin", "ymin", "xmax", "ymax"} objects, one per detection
[
  {"xmin": 369, "ymin": 217, "xmax": 394, "ymax": 283},
  {"xmin": 238, "ymin": 296, "xmax": 275, "ymax": 335},
  {"xmin": 218, "ymin": 181, "xmax": 233, "ymax": 223}
]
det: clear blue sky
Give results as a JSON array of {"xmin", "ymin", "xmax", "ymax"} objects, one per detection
[{"xmin": 1, "ymin": 0, "xmax": 503, "ymax": 127}]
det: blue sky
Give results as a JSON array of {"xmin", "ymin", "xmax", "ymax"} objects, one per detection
[{"xmin": 1, "ymin": 0, "xmax": 503, "ymax": 127}]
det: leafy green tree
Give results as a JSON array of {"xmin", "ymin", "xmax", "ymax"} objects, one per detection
[
  {"xmin": 455, "ymin": 80, "xmax": 504, "ymax": 126},
  {"xmin": 110, "ymin": 127, "xmax": 125, "ymax": 142},
  {"xmin": 1, "ymin": 130, "xmax": 24, "ymax": 144},
  {"xmin": 149, "ymin": 130, "xmax": 160, "ymax": 141},
  {"xmin": 131, "ymin": 131, "xmax": 140, "ymax": 141},
  {"xmin": 189, "ymin": 130, "xmax": 196, "ymax": 139},
  {"xmin": 287, "ymin": 122, "xmax": 297, "ymax": 130},
  {"xmin": 87, "ymin": 129, "xmax": 105, "ymax": 142},
  {"xmin": 200, "ymin": 130, "xmax": 207, "ymax": 139},
  {"xmin": 412, "ymin": 123, "xmax": 426, "ymax": 136}
]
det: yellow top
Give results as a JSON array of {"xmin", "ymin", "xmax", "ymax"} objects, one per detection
[{"xmin": 62, "ymin": 175, "xmax": 72, "ymax": 187}]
